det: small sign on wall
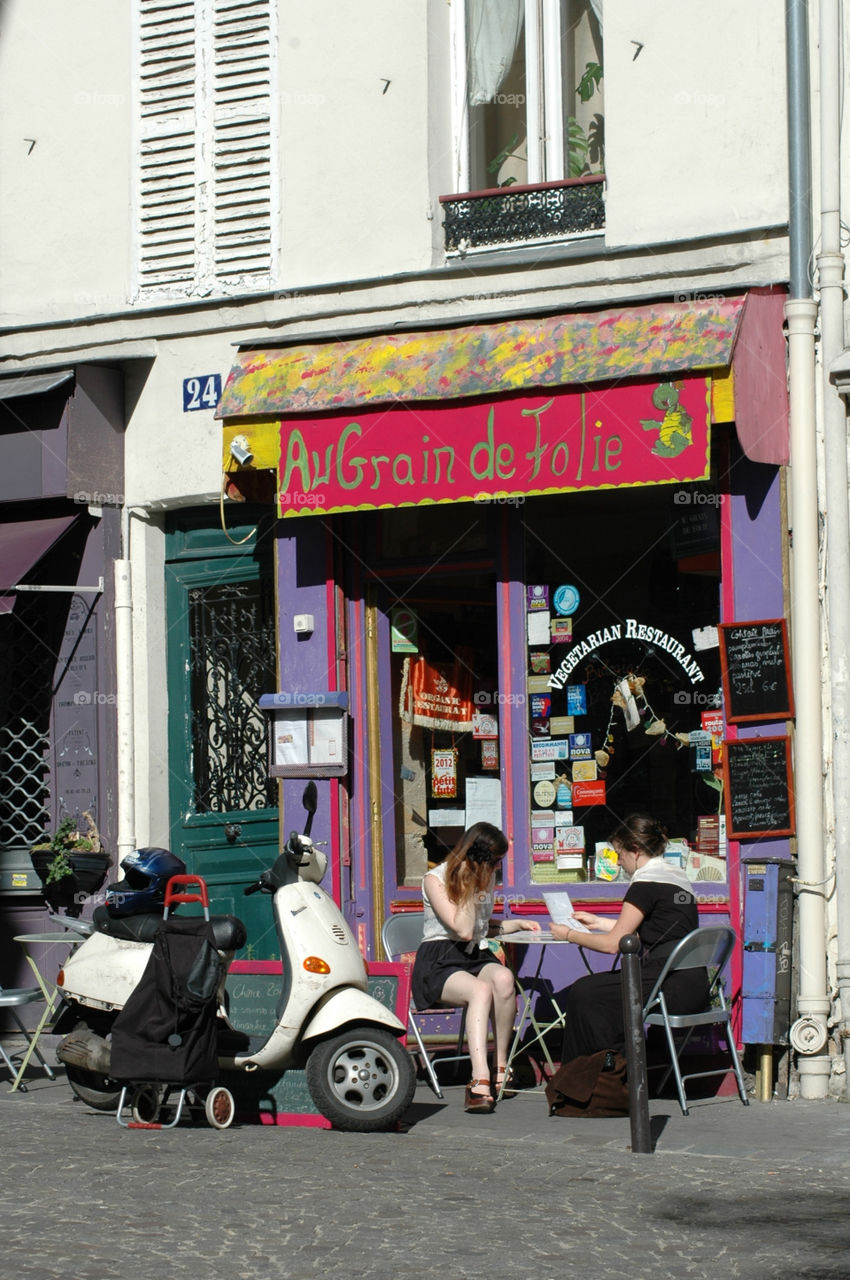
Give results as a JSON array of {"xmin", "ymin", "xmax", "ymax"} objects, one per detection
[{"xmin": 183, "ymin": 374, "xmax": 222, "ymax": 412}]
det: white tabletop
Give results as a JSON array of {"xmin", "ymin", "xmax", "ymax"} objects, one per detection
[{"xmin": 497, "ymin": 930, "xmax": 571, "ymax": 943}]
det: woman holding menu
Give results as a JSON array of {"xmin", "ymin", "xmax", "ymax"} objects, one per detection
[{"xmin": 550, "ymin": 812, "xmax": 708, "ymax": 1062}]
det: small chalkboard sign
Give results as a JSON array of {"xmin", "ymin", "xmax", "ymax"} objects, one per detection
[
  {"xmin": 724, "ymin": 736, "xmax": 795, "ymax": 839},
  {"xmin": 718, "ymin": 619, "xmax": 794, "ymax": 724}
]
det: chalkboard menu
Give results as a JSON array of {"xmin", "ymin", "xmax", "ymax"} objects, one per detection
[
  {"xmin": 718, "ymin": 619, "xmax": 794, "ymax": 723},
  {"xmin": 724, "ymin": 736, "xmax": 795, "ymax": 839},
  {"xmin": 225, "ymin": 959, "xmax": 410, "ymax": 1035}
]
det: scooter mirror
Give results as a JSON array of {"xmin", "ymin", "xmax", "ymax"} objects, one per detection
[{"xmin": 302, "ymin": 781, "xmax": 318, "ymax": 816}]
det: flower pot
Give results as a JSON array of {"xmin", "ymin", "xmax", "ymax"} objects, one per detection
[{"xmin": 29, "ymin": 848, "xmax": 112, "ymax": 917}]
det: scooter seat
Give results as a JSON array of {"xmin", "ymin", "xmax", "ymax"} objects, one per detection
[{"xmin": 92, "ymin": 905, "xmax": 247, "ymax": 951}]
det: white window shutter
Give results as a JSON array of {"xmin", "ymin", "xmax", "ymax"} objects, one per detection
[
  {"xmin": 136, "ymin": 0, "xmax": 273, "ymax": 295},
  {"xmin": 212, "ymin": 0, "xmax": 272, "ymax": 283},
  {"xmin": 138, "ymin": 0, "xmax": 198, "ymax": 288}
]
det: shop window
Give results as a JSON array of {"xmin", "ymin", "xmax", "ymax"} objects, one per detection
[
  {"xmin": 389, "ymin": 586, "xmax": 501, "ymax": 887},
  {"xmin": 445, "ymin": 0, "xmax": 604, "ymax": 252},
  {"xmin": 136, "ymin": 0, "xmax": 275, "ymax": 295},
  {"xmin": 521, "ymin": 482, "xmax": 724, "ymax": 886}
]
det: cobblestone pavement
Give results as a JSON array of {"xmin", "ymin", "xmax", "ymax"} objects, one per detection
[{"xmin": 1, "ymin": 1070, "xmax": 849, "ymax": 1280}]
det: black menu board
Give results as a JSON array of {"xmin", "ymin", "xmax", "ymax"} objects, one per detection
[
  {"xmin": 718, "ymin": 619, "xmax": 794, "ymax": 723},
  {"xmin": 724, "ymin": 736, "xmax": 795, "ymax": 838}
]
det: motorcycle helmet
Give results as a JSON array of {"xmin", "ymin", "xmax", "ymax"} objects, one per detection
[{"xmin": 105, "ymin": 846, "xmax": 186, "ymax": 916}]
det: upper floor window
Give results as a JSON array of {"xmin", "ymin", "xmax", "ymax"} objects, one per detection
[
  {"xmin": 136, "ymin": 0, "xmax": 276, "ymax": 297},
  {"xmin": 453, "ymin": 0, "xmax": 603, "ymax": 192},
  {"xmin": 443, "ymin": 0, "xmax": 604, "ymax": 254}
]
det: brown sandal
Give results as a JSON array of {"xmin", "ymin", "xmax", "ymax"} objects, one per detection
[
  {"xmin": 494, "ymin": 1065, "xmax": 517, "ymax": 1099},
  {"xmin": 464, "ymin": 1078, "xmax": 495, "ymax": 1113}
]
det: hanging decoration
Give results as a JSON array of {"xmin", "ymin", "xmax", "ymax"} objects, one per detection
[{"xmin": 610, "ymin": 671, "xmax": 685, "ymax": 749}]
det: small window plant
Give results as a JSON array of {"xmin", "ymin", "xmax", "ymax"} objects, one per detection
[{"xmin": 30, "ymin": 812, "xmax": 110, "ymax": 916}]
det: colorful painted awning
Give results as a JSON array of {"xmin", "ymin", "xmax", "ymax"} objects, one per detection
[{"xmin": 216, "ymin": 296, "xmax": 747, "ymax": 419}]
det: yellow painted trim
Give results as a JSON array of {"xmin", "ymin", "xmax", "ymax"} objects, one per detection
[
  {"xmin": 711, "ymin": 368, "xmax": 735, "ymax": 423},
  {"xmin": 365, "ymin": 588, "xmax": 386, "ymax": 959}
]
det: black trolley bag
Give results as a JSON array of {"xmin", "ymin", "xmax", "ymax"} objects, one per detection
[{"xmin": 111, "ymin": 876, "xmax": 235, "ymax": 1128}]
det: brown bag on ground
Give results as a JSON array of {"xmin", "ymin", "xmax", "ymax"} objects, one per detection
[{"xmin": 545, "ymin": 1049, "xmax": 629, "ymax": 1118}]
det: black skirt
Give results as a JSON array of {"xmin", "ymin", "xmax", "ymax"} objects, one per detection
[
  {"xmin": 411, "ymin": 938, "xmax": 497, "ymax": 1011},
  {"xmin": 560, "ymin": 961, "xmax": 710, "ymax": 1063}
]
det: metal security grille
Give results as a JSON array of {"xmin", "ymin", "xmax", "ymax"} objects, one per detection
[
  {"xmin": 0, "ymin": 603, "xmax": 57, "ymax": 849},
  {"xmin": 188, "ymin": 578, "xmax": 277, "ymax": 813}
]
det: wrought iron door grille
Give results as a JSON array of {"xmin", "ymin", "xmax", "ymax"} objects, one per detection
[
  {"xmin": 0, "ymin": 602, "xmax": 59, "ymax": 849},
  {"xmin": 441, "ymin": 175, "xmax": 605, "ymax": 253},
  {"xmin": 188, "ymin": 578, "xmax": 277, "ymax": 814}
]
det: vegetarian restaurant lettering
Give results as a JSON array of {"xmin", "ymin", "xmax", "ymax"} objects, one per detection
[{"xmin": 277, "ymin": 377, "xmax": 711, "ymax": 516}]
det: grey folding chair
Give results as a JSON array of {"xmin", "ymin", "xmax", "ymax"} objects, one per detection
[
  {"xmin": 643, "ymin": 923, "xmax": 749, "ymax": 1116},
  {"xmin": 0, "ymin": 984, "xmax": 57, "ymax": 1091},
  {"xmin": 381, "ymin": 911, "xmax": 469, "ymax": 1099}
]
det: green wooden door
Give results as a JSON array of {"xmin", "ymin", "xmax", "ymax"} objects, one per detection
[{"xmin": 165, "ymin": 513, "xmax": 279, "ymax": 957}]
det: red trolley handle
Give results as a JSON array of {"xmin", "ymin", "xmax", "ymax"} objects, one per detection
[{"xmin": 164, "ymin": 874, "xmax": 211, "ymax": 919}]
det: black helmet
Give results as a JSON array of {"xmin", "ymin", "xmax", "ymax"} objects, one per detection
[{"xmin": 105, "ymin": 847, "xmax": 186, "ymax": 916}]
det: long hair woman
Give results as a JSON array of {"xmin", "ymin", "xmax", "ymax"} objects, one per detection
[{"xmin": 411, "ymin": 822, "xmax": 540, "ymax": 1112}]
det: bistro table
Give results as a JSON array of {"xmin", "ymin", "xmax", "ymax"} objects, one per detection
[
  {"xmin": 496, "ymin": 930, "xmax": 573, "ymax": 1101},
  {"xmin": 10, "ymin": 927, "xmax": 88, "ymax": 1091}
]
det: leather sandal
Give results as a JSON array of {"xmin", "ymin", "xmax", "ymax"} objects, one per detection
[
  {"xmin": 494, "ymin": 1064, "xmax": 517, "ymax": 1098},
  {"xmin": 464, "ymin": 1078, "xmax": 495, "ymax": 1113}
]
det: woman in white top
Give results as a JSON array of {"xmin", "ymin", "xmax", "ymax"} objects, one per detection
[{"xmin": 411, "ymin": 822, "xmax": 540, "ymax": 1113}]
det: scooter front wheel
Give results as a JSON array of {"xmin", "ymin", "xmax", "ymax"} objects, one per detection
[{"xmin": 306, "ymin": 1026, "xmax": 416, "ymax": 1132}]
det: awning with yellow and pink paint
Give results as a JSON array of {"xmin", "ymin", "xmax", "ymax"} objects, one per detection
[{"xmin": 216, "ymin": 296, "xmax": 746, "ymax": 419}]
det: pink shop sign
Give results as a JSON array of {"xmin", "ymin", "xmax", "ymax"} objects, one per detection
[{"xmin": 277, "ymin": 377, "xmax": 711, "ymax": 517}]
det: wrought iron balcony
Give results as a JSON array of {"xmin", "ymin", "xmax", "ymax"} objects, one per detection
[{"xmin": 440, "ymin": 175, "xmax": 604, "ymax": 254}]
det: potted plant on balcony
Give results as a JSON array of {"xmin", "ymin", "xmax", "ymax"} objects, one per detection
[{"xmin": 30, "ymin": 812, "xmax": 111, "ymax": 917}]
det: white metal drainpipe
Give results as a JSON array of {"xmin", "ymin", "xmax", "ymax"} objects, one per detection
[
  {"xmin": 819, "ymin": 0, "xmax": 850, "ymax": 1095},
  {"xmin": 114, "ymin": 503, "xmax": 136, "ymax": 867},
  {"xmin": 785, "ymin": 0, "xmax": 831, "ymax": 1097}
]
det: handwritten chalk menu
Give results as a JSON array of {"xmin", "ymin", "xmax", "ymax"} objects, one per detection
[
  {"xmin": 724, "ymin": 736, "xmax": 795, "ymax": 838},
  {"xmin": 718, "ymin": 619, "xmax": 794, "ymax": 723}
]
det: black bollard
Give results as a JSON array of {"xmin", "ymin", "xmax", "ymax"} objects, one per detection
[{"xmin": 619, "ymin": 934, "xmax": 652, "ymax": 1154}]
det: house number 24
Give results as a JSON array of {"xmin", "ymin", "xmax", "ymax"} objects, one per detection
[{"xmin": 183, "ymin": 374, "xmax": 222, "ymax": 412}]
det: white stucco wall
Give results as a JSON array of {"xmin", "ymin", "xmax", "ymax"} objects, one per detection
[
  {"xmin": 604, "ymin": 0, "xmax": 789, "ymax": 248},
  {"xmin": 0, "ymin": 0, "xmax": 132, "ymax": 326},
  {"xmin": 124, "ymin": 334, "xmax": 239, "ymax": 508},
  {"xmin": 278, "ymin": 0, "xmax": 433, "ymax": 286}
]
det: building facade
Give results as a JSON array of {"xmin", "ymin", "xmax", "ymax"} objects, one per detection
[{"xmin": 0, "ymin": 0, "xmax": 845, "ymax": 1098}]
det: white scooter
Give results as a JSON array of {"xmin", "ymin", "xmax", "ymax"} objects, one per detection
[{"xmin": 55, "ymin": 784, "xmax": 416, "ymax": 1131}]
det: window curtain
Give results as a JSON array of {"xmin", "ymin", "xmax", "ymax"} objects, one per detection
[{"xmin": 466, "ymin": 0, "xmax": 525, "ymax": 106}]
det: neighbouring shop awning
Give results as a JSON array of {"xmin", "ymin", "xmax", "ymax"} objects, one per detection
[
  {"xmin": 0, "ymin": 515, "xmax": 77, "ymax": 612},
  {"xmin": 0, "ymin": 370, "xmax": 74, "ymax": 401},
  {"xmin": 216, "ymin": 297, "xmax": 747, "ymax": 419}
]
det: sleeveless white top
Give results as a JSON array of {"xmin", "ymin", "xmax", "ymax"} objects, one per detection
[{"xmin": 421, "ymin": 861, "xmax": 493, "ymax": 946}]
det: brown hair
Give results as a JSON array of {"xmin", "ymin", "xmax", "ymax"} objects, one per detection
[
  {"xmin": 443, "ymin": 822, "xmax": 508, "ymax": 906},
  {"xmin": 609, "ymin": 812, "xmax": 668, "ymax": 859}
]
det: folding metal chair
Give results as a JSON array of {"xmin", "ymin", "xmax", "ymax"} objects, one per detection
[
  {"xmin": 381, "ymin": 911, "xmax": 469, "ymax": 1099},
  {"xmin": 0, "ymin": 983, "xmax": 57, "ymax": 1091},
  {"xmin": 642, "ymin": 923, "xmax": 749, "ymax": 1116}
]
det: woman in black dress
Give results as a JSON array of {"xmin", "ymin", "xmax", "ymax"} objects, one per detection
[{"xmin": 550, "ymin": 813, "xmax": 709, "ymax": 1062}]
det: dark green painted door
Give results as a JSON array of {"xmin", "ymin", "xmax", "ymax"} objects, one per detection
[{"xmin": 165, "ymin": 514, "xmax": 280, "ymax": 957}]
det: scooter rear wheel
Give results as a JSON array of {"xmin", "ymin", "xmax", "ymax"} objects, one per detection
[
  {"xmin": 65, "ymin": 1065, "xmax": 122, "ymax": 1113},
  {"xmin": 306, "ymin": 1026, "xmax": 416, "ymax": 1132}
]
